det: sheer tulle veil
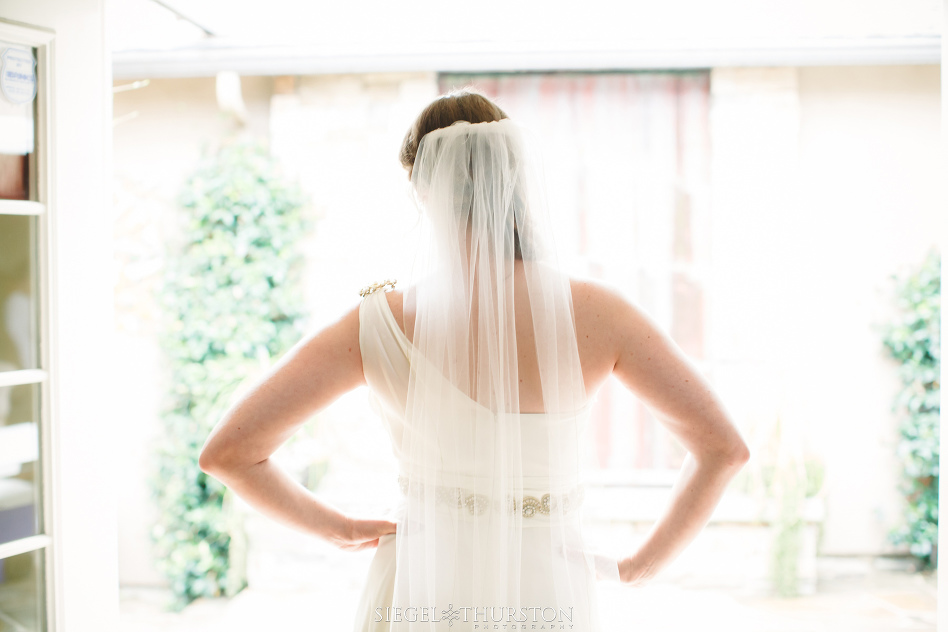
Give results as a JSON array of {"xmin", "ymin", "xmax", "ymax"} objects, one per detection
[{"xmin": 392, "ymin": 117, "xmax": 618, "ymax": 630}]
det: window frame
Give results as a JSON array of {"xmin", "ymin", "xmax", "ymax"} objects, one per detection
[{"xmin": 0, "ymin": 17, "xmax": 58, "ymax": 632}]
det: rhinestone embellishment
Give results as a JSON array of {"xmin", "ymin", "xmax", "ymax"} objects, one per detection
[
  {"xmin": 397, "ymin": 475, "xmax": 584, "ymax": 518},
  {"xmin": 359, "ymin": 278, "xmax": 397, "ymax": 297}
]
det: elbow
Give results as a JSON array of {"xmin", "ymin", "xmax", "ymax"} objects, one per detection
[
  {"xmin": 697, "ymin": 439, "xmax": 751, "ymax": 470},
  {"xmin": 198, "ymin": 421, "xmax": 240, "ymax": 475},
  {"xmin": 198, "ymin": 446, "xmax": 220, "ymax": 475},
  {"xmin": 720, "ymin": 432, "xmax": 752, "ymax": 468},
  {"xmin": 198, "ymin": 442, "xmax": 230, "ymax": 476},
  {"xmin": 199, "ymin": 437, "xmax": 255, "ymax": 477},
  {"xmin": 729, "ymin": 441, "xmax": 751, "ymax": 468},
  {"xmin": 718, "ymin": 424, "xmax": 751, "ymax": 468}
]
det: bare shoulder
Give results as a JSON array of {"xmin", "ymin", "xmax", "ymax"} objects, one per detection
[
  {"xmin": 568, "ymin": 275, "xmax": 652, "ymax": 369},
  {"xmin": 569, "ymin": 275, "xmax": 635, "ymax": 316}
]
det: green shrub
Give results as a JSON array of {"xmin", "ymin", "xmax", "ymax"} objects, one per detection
[
  {"xmin": 881, "ymin": 247, "xmax": 940, "ymax": 569},
  {"xmin": 150, "ymin": 139, "xmax": 312, "ymax": 609}
]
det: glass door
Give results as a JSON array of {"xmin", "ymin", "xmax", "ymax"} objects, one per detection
[{"xmin": 0, "ymin": 22, "xmax": 51, "ymax": 632}]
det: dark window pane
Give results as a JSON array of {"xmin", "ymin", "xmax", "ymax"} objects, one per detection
[
  {"xmin": 0, "ymin": 214, "xmax": 39, "ymax": 371},
  {"xmin": 0, "ymin": 42, "xmax": 37, "ymax": 201},
  {"xmin": 0, "ymin": 383, "xmax": 41, "ymax": 545},
  {"xmin": 0, "ymin": 155, "xmax": 28, "ymax": 201},
  {"xmin": 0, "ymin": 548, "xmax": 46, "ymax": 631}
]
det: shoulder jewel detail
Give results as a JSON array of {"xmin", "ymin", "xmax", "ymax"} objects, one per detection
[{"xmin": 359, "ymin": 278, "xmax": 397, "ymax": 298}]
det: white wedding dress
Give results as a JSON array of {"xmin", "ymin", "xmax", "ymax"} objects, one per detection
[{"xmin": 352, "ymin": 287, "xmax": 615, "ymax": 631}]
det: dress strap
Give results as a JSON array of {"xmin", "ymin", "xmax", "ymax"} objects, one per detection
[{"xmin": 359, "ymin": 278, "xmax": 397, "ymax": 298}]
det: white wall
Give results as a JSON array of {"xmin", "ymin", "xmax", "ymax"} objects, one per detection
[
  {"xmin": 795, "ymin": 64, "xmax": 943, "ymax": 554},
  {"xmin": 111, "ymin": 76, "xmax": 272, "ymax": 587},
  {"xmin": 0, "ymin": 0, "xmax": 116, "ymax": 630},
  {"xmin": 708, "ymin": 64, "xmax": 944, "ymax": 556}
]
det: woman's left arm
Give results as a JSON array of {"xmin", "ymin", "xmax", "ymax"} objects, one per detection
[{"xmin": 198, "ymin": 300, "xmax": 396, "ymax": 552}]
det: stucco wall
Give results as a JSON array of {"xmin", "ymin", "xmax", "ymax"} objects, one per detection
[
  {"xmin": 794, "ymin": 65, "xmax": 943, "ymax": 554},
  {"xmin": 707, "ymin": 64, "xmax": 943, "ymax": 556}
]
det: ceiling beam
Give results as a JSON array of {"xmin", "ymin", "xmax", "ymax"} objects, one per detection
[{"xmin": 113, "ymin": 36, "xmax": 941, "ymax": 79}]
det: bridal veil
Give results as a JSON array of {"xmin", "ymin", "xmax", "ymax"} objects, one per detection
[{"xmin": 388, "ymin": 116, "xmax": 618, "ymax": 630}]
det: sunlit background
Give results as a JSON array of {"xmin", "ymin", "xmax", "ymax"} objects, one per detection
[{"xmin": 2, "ymin": 1, "xmax": 942, "ymax": 631}]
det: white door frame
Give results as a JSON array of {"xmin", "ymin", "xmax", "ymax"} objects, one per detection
[{"xmin": 0, "ymin": 3, "xmax": 117, "ymax": 631}]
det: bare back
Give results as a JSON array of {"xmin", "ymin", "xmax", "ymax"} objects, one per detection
[
  {"xmin": 383, "ymin": 275, "xmax": 621, "ymax": 413},
  {"xmin": 383, "ymin": 272, "xmax": 745, "ymax": 462}
]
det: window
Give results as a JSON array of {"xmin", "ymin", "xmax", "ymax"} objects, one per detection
[
  {"xmin": 0, "ymin": 22, "xmax": 52, "ymax": 632},
  {"xmin": 440, "ymin": 72, "xmax": 712, "ymax": 483}
]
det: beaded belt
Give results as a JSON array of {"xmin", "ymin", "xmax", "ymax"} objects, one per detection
[{"xmin": 397, "ymin": 475, "xmax": 584, "ymax": 518}]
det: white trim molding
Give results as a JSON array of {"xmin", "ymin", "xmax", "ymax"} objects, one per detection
[
  {"xmin": 0, "ymin": 200, "xmax": 45, "ymax": 215},
  {"xmin": 0, "ymin": 535, "xmax": 52, "ymax": 560},
  {"xmin": 0, "ymin": 369, "xmax": 48, "ymax": 387},
  {"xmin": 112, "ymin": 35, "xmax": 942, "ymax": 79},
  {"xmin": 0, "ymin": 18, "xmax": 55, "ymax": 46}
]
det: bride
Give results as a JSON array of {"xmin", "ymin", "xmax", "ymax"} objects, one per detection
[{"xmin": 199, "ymin": 89, "xmax": 750, "ymax": 631}]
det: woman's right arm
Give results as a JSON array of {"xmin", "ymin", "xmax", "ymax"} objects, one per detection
[{"xmin": 596, "ymin": 282, "xmax": 750, "ymax": 586}]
